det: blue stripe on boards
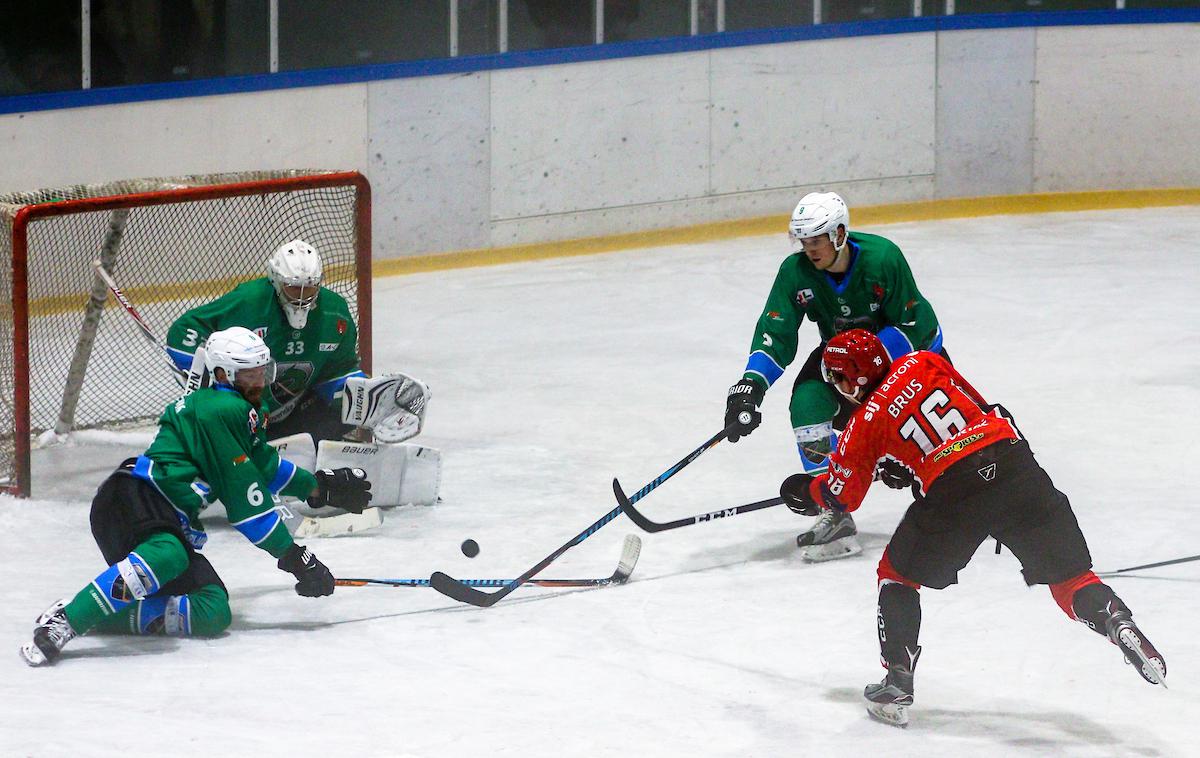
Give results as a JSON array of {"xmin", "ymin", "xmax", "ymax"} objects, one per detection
[{"xmin": 4, "ymin": 9, "xmax": 1198, "ymax": 115}]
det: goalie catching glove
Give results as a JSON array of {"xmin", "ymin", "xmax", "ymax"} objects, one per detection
[
  {"xmin": 308, "ymin": 467, "xmax": 373, "ymax": 513},
  {"xmin": 277, "ymin": 543, "xmax": 335, "ymax": 597},
  {"xmin": 342, "ymin": 373, "xmax": 431, "ymax": 443}
]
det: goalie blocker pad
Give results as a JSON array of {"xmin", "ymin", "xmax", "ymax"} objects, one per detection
[
  {"xmin": 341, "ymin": 373, "xmax": 431, "ymax": 443},
  {"xmin": 271, "ymin": 434, "xmax": 441, "ymax": 514}
]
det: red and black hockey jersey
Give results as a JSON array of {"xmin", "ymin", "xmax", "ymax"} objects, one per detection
[{"xmin": 813, "ymin": 351, "xmax": 1020, "ymax": 512}]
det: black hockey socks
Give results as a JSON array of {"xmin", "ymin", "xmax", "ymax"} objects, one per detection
[{"xmin": 877, "ymin": 582, "xmax": 922, "ymax": 678}]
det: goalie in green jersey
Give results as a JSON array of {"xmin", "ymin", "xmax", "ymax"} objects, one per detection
[
  {"xmin": 165, "ymin": 239, "xmax": 440, "ymax": 511},
  {"xmin": 20, "ymin": 327, "xmax": 373, "ymax": 666},
  {"xmin": 723, "ymin": 192, "xmax": 947, "ymax": 562},
  {"xmin": 166, "ymin": 239, "xmax": 431, "ymax": 447}
]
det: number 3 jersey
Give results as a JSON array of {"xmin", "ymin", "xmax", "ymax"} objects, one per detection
[
  {"xmin": 165, "ymin": 278, "xmax": 364, "ymax": 419},
  {"xmin": 819, "ymin": 351, "xmax": 1020, "ymax": 512}
]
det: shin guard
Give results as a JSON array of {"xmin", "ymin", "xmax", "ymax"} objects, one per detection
[{"xmin": 877, "ymin": 581, "xmax": 922, "ymax": 673}]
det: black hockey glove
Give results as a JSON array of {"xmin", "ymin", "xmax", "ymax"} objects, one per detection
[
  {"xmin": 307, "ymin": 467, "xmax": 373, "ymax": 514},
  {"xmin": 833, "ymin": 315, "xmax": 876, "ymax": 333},
  {"xmin": 780, "ymin": 473, "xmax": 821, "ymax": 516},
  {"xmin": 725, "ymin": 380, "xmax": 765, "ymax": 443},
  {"xmin": 874, "ymin": 459, "xmax": 915, "ymax": 490},
  {"xmin": 277, "ymin": 543, "xmax": 335, "ymax": 597}
]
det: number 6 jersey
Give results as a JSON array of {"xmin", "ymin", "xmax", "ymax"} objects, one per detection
[{"xmin": 820, "ymin": 351, "xmax": 1020, "ymax": 512}]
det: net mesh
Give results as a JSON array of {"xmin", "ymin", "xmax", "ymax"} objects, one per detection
[{"xmin": 0, "ymin": 170, "xmax": 364, "ymax": 494}]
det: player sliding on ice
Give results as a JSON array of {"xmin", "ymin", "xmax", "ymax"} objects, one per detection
[
  {"xmin": 779, "ymin": 329, "xmax": 1166, "ymax": 727},
  {"xmin": 19, "ymin": 328, "xmax": 372, "ymax": 667},
  {"xmin": 165, "ymin": 239, "xmax": 439, "ymax": 511},
  {"xmin": 724, "ymin": 192, "xmax": 947, "ymax": 560}
]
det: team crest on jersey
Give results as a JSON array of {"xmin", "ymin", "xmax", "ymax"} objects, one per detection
[
  {"xmin": 873, "ymin": 284, "xmax": 885, "ymax": 302},
  {"xmin": 336, "ymin": 319, "xmax": 347, "ymax": 335},
  {"xmin": 795, "ymin": 289, "xmax": 814, "ymax": 306},
  {"xmin": 247, "ymin": 408, "xmax": 259, "ymax": 435},
  {"xmin": 254, "ymin": 327, "xmax": 268, "ymax": 339}
]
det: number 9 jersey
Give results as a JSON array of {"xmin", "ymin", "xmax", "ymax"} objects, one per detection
[{"xmin": 821, "ymin": 351, "xmax": 1020, "ymax": 512}]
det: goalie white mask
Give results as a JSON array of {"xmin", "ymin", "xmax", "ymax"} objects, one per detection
[
  {"xmin": 788, "ymin": 191, "xmax": 850, "ymax": 254},
  {"xmin": 267, "ymin": 239, "xmax": 323, "ymax": 329},
  {"xmin": 204, "ymin": 326, "xmax": 276, "ymax": 387}
]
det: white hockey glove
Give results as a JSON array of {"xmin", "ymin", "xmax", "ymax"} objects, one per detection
[{"xmin": 341, "ymin": 373, "xmax": 431, "ymax": 443}]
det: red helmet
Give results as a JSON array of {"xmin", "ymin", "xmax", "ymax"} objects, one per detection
[{"xmin": 821, "ymin": 329, "xmax": 890, "ymax": 402}]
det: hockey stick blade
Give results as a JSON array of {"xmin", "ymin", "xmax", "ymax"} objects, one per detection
[
  {"xmin": 429, "ymin": 426, "xmax": 730, "ymax": 608},
  {"xmin": 340, "ymin": 534, "xmax": 642, "ymax": 589},
  {"xmin": 614, "ymin": 478, "xmax": 784, "ymax": 533}
]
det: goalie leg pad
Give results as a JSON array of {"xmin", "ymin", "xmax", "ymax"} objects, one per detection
[
  {"xmin": 314, "ymin": 439, "xmax": 441, "ymax": 508},
  {"xmin": 269, "ymin": 432, "xmax": 316, "ymax": 472}
]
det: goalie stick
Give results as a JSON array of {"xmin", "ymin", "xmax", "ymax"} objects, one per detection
[
  {"xmin": 338, "ymin": 534, "xmax": 641, "ymax": 588},
  {"xmin": 91, "ymin": 260, "xmax": 200, "ymax": 388},
  {"xmin": 430, "ymin": 424, "xmax": 733, "ymax": 607},
  {"xmin": 613, "ymin": 481, "xmax": 784, "ymax": 533}
]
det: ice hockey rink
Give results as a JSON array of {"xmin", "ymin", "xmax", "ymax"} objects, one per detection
[{"xmin": 2, "ymin": 205, "xmax": 1197, "ymax": 757}]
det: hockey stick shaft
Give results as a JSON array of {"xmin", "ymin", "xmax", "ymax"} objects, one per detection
[
  {"xmin": 430, "ymin": 426, "xmax": 731, "ymax": 607},
  {"xmin": 339, "ymin": 576, "xmax": 615, "ymax": 588},
  {"xmin": 91, "ymin": 260, "xmax": 193, "ymax": 387},
  {"xmin": 614, "ymin": 481, "xmax": 784, "ymax": 532},
  {"xmin": 1100, "ymin": 553, "xmax": 1200, "ymax": 574},
  {"xmin": 341, "ymin": 534, "xmax": 642, "ymax": 588}
]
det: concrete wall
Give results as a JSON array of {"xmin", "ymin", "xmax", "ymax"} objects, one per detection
[{"xmin": 1, "ymin": 23, "xmax": 1197, "ymax": 258}]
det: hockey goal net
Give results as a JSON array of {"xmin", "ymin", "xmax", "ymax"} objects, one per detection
[{"xmin": 1, "ymin": 170, "xmax": 371, "ymax": 497}]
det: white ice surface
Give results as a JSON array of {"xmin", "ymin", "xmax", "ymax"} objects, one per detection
[{"xmin": 3, "ymin": 207, "xmax": 1199, "ymax": 757}]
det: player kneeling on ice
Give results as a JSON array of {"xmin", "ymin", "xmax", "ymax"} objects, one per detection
[
  {"xmin": 164, "ymin": 238, "xmax": 439, "ymax": 512},
  {"xmin": 778, "ymin": 329, "xmax": 1166, "ymax": 727},
  {"xmin": 19, "ymin": 328, "xmax": 372, "ymax": 667}
]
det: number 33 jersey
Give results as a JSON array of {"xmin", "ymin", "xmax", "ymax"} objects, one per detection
[{"xmin": 823, "ymin": 351, "xmax": 1020, "ymax": 512}]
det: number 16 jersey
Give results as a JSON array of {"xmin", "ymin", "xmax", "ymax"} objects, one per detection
[{"xmin": 824, "ymin": 351, "xmax": 1020, "ymax": 512}]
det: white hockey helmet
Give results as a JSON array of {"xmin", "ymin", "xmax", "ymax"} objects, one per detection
[
  {"xmin": 788, "ymin": 192, "xmax": 850, "ymax": 253},
  {"xmin": 204, "ymin": 326, "xmax": 276, "ymax": 387},
  {"xmin": 266, "ymin": 239, "xmax": 323, "ymax": 329}
]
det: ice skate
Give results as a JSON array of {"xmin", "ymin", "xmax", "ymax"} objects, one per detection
[
  {"xmin": 19, "ymin": 599, "xmax": 77, "ymax": 667},
  {"xmin": 1105, "ymin": 611, "xmax": 1166, "ymax": 688},
  {"xmin": 796, "ymin": 509, "xmax": 861, "ymax": 562},
  {"xmin": 863, "ymin": 672, "xmax": 915, "ymax": 728}
]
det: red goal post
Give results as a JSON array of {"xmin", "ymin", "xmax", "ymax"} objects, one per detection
[{"xmin": 1, "ymin": 170, "xmax": 372, "ymax": 497}]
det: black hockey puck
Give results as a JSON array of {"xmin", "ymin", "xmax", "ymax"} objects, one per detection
[{"xmin": 461, "ymin": 539, "xmax": 480, "ymax": 558}]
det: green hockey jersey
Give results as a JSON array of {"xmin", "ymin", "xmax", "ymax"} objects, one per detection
[
  {"xmin": 166, "ymin": 278, "xmax": 364, "ymax": 417},
  {"xmin": 742, "ymin": 232, "xmax": 942, "ymax": 389},
  {"xmin": 131, "ymin": 385, "xmax": 318, "ymax": 558}
]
